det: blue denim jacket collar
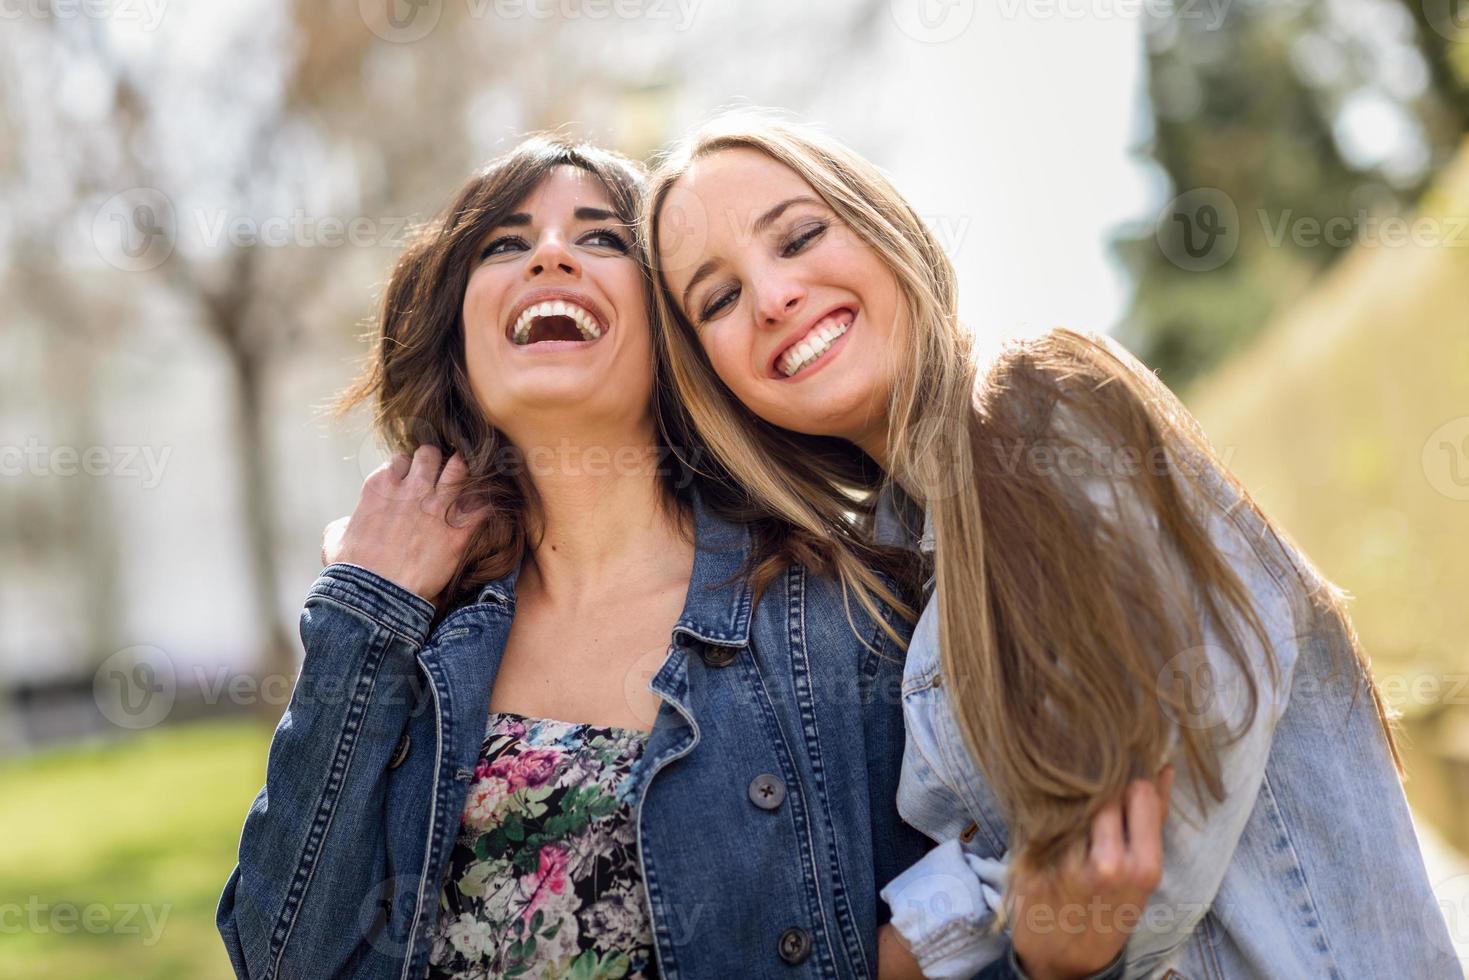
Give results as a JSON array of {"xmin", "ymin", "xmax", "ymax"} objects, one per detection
[{"xmin": 471, "ymin": 489, "xmax": 754, "ymax": 648}]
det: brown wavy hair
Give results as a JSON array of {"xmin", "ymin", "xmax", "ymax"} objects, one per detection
[{"xmin": 330, "ymin": 133, "xmax": 922, "ymax": 632}]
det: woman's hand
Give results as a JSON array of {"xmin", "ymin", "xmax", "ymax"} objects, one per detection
[
  {"xmin": 320, "ymin": 445, "xmax": 488, "ymax": 603},
  {"xmin": 1011, "ymin": 767, "xmax": 1174, "ymax": 980},
  {"xmin": 877, "ymin": 921, "xmax": 925, "ymax": 980}
]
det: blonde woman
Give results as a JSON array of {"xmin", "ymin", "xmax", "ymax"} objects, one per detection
[{"xmin": 644, "ymin": 115, "xmax": 1456, "ymax": 979}]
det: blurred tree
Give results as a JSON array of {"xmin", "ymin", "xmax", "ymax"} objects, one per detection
[
  {"xmin": 0, "ymin": 0, "xmax": 888, "ymax": 717},
  {"xmin": 1113, "ymin": 0, "xmax": 1469, "ymax": 387}
]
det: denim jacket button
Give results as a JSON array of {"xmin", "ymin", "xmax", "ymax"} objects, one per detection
[
  {"xmin": 748, "ymin": 774, "xmax": 786, "ymax": 810},
  {"xmin": 700, "ymin": 645, "xmax": 738, "ymax": 668},
  {"xmin": 387, "ymin": 733, "xmax": 411, "ymax": 769},
  {"xmin": 777, "ymin": 926, "xmax": 813, "ymax": 965}
]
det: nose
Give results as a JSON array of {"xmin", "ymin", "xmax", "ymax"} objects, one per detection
[
  {"xmin": 753, "ymin": 272, "xmax": 805, "ymax": 328},
  {"xmin": 523, "ymin": 233, "xmax": 581, "ymax": 280}
]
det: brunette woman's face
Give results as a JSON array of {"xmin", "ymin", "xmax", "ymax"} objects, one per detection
[
  {"xmin": 462, "ymin": 165, "xmax": 652, "ymax": 436},
  {"xmin": 656, "ymin": 149, "xmax": 904, "ymax": 450}
]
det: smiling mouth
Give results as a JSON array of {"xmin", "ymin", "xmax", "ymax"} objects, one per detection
[
  {"xmin": 773, "ymin": 307, "xmax": 855, "ymax": 378},
  {"xmin": 508, "ymin": 299, "xmax": 606, "ymax": 346}
]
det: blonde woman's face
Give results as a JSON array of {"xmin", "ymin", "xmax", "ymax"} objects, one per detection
[{"xmin": 657, "ymin": 149, "xmax": 903, "ymax": 451}]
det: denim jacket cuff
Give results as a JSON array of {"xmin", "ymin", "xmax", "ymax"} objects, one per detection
[
  {"xmin": 313, "ymin": 562, "xmax": 437, "ymax": 644},
  {"xmin": 880, "ymin": 839, "xmax": 1009, "ymax": 979}
]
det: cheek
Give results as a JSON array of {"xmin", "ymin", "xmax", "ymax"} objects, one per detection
[{"xmin": 701, "ymin": 330, "xmax": 754, "ymax": 399}]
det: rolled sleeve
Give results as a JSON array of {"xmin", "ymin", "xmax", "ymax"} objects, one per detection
[{"xmin": 881, "ymin": 840, "xmax": 1010, "ymax": 980}]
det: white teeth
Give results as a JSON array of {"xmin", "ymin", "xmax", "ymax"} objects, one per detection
[
  {"xmin": 510, "ymin": 299, "xmax": 604, "ymax": 345},
  {"xmin": 777, "ymin": 314, "xmax": 851, "ymax": 377}
]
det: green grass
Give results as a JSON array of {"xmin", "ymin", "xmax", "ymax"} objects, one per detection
[{"xmin": 0, "ymin": 718, "xmax": 274, "ymax": 980}]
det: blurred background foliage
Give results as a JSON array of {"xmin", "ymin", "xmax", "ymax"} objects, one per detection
[{"xmin": 2, "ymin": 0, "xmax": 1467, "ymax": 976}]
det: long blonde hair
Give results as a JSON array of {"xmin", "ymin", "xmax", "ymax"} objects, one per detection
[{"xmin": 645, "ymin": 112, "xmax": 1400, "ymax": 868}]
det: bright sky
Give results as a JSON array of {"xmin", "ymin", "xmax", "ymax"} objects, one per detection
[{"xmin": 803, "ymin": 2, "xmax": 1160, "ymax": 349}]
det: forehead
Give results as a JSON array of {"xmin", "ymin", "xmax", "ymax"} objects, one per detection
[
  {"xmin": 658, "ymin": 148, "xmax": 815, "ymax": 283},
  {"xmin": 512, "ymin": 164, "xmax": 615, "ymax": 215},
  {"xmin": 680, "ymin": 147, "xmax": 808, "ymax": 204}
]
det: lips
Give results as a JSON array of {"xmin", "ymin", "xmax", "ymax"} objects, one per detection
[
  {"xmin": 503, "ymin": 289, "xmax": 610, "ymax": 346},
  {"xmin": 769, "ymin": 306, "xmax": 856, "ymax": 379}
]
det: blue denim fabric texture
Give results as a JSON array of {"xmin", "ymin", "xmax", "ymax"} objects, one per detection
[
  {"xmin": 216, "ymin": 492, "xmax": 930, "ymax": 979},
  {"xmin": 878, "ymin": 443, "xmax": 1459, "ymax": 979}
]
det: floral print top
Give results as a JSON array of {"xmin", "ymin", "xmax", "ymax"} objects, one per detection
[{"xmin": 426, "ymin": 711, "xmax": 657, "ymax": 980}]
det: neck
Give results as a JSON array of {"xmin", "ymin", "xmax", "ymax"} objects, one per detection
[{"xmin": 508, "ymin": 417, "xmax": 692, "ymax": 607}]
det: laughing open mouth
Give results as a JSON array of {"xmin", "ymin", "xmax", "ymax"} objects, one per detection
[{"xmin": 507, "ymin": 297, "xmax": 607, "ymax": 346}]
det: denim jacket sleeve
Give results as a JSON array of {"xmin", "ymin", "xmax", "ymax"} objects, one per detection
[
  {"xmin": 215, "ymin": 562, "xmax": 436, "ymax": 979},
  {"xmin": 887, "ymin": 458, "xmax": 1302, "ymax": 979}
]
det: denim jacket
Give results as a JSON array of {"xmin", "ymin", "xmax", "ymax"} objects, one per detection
[
  {"xmin": 877, "ymin": 451, "xmax": 1459, "ymax": 979},
  {"xmin": 215, "ymin": 492, "xmax": 937, "ymax": 979}
]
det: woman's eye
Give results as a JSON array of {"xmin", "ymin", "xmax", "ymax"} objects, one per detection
[
  {"xmin": 780, "ymin": 221, "xmax": 827, "ymax": 257},
  {"xmin": 700, "ymin": 286, "xmax": 738, "ymax": 322},
  {"xmin": 480, "ymin": 236, "xmax": 527, "ymax": 259},
  {"xmin": 582, "ymin": 228, "xmax": 630, "ymax": 252}
]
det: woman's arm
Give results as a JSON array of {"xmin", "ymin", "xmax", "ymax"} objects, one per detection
[
  {"xmin": 880, "ymin": 773, "xmax": 1170, "ymax": 980},
  {"xmin": 216, "ymin": 448, "xmax": 488, "ymax": 978},
  {"xmin": 215, "ymin": 563, "xmax": 437, "ymax": 978}
]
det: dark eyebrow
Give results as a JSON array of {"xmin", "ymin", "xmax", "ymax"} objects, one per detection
[
  {"xmin": 681, "ymin": 259, "xmax": 720, "ymax": 318},
  {"xmin": 486, "ymin": 207, "xmax": 626, "ymax": 233},
  {"xmin": 679, "ymin": 196, "xmax": 823, "ymax": 316}
]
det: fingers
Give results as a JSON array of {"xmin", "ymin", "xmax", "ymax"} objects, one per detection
[
  {"xmin": 1088, "ymin": 799, "xmax": 1125, "ymax": 883},
  {"xmin": 407, "ymin": 444, "xmax": 442, "ymax": 486},
  {"xmin": 389, "ymin": 452, "xmax": 412, "ymax": 480},
  {"xmin": 1124, "ymin": 778, "xmax": 1165, "ymax": 889},
  {"xmin": 321, "ymin": 516, "xmax": 349, "ymax": 566},
  {"xmin": 437, "ymin": 450, "xmax": 468, "ymax": 492}
]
